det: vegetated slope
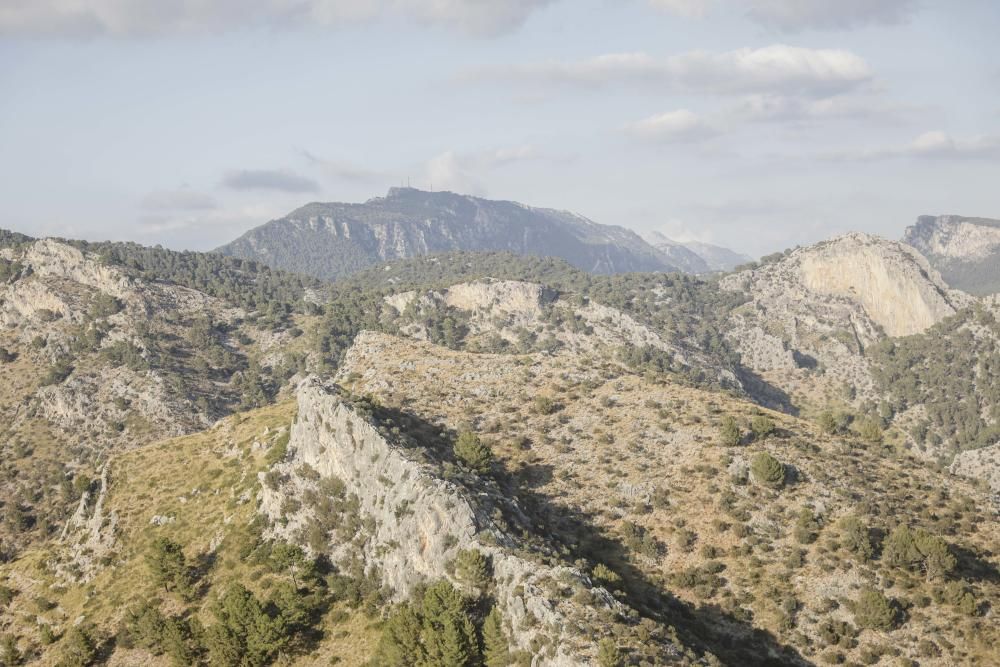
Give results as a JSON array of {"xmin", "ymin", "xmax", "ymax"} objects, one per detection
[
  {"xmin": 0, "ymin": 233, "xmax": 318, "ymax": 560},
  {"xmin": 903, "ymin": 215, "xmax": 1000, "ymax": 295},
  {"xmin": 0, "ymin": 401, "xmax": 383, "ymax": 666},
  {"xmin": 216, "ymin": 187, "xmax": 682, "ymax": 280},
  {"xmin": 0, "ymin": 231, "xmax": 998, "ymax": 665},
  {"xmin": 869, "ymin": 299, "xmax": 1000, "ymax": 459},
  {"xmin": 333, "ymin": 331, "xmax": 1000, "ymax": 666}
]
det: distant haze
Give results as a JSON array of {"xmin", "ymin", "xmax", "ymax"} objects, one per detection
[{"xmin": 1, "ymin": 0, "xmax": 999, "ymax": 257}]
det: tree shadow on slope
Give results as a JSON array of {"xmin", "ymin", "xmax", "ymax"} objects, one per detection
[
  {"xmin": 498, "ymin": 460, "xmax": 809, "ymax": 666},
  {"xmin": 352, "ymin": 398, "xmax": 808, "ymax": 664},
  {"xmin": 737, "ymin": 367, "xmax": 799, "ymax": 416}
]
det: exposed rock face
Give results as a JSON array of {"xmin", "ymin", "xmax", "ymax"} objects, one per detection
[
  {"xmin": 951, "ymin": 444, "xmax": 1000, "ymax": 512},
  {"xmin": 22, "ymin": 239, "xmax": 137, "ymax": 303},
  {"xmin": 59, "ymin": 462, "xmax": 117, "ymax": 581},
  {"xmin": 261, "ymin": 377, "xmax": 654, "ymax": 664},
  {"xmin": 795, "ymin": 234, "xmax": 964, "ymax": 337},
  {"xmin": 721, "ymin": 233, "xmax": 969, "ymax": 409},
  {"xmin": 383, "ymin": 278, "xmax": 741, "ymax": 391},
  {"xmin": 217, "ymin": 187, "xmax": 682, "ymax": 280},
  {"xmin": 902, "ymin": 215, "xmax": 1000, "ymax": 295}
]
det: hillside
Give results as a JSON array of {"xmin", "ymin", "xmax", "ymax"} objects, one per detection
[
  {"xmin": 719, "ymin": 233, "xmax": 968, "ymax": 413},
  {"xmin": 0, "ymin": 233, "xmax": 320, "ymax": 560},
  {"xmin": 2, "ymin": 330, "xmax": 996, "ymax": 665},
  {"xmin": 216, "ymin": 188, "xmax": 683, "ymax": 280},
  {"xmin": 902, "ymin": 215, "xmax": 1000, "ymax": 295},
  {"xmin": 1, "ymin": 229, "xmax": 999, "ymax": 666}
]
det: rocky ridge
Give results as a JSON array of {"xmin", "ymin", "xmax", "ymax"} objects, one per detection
[
  {"xmin": 217, "ymin": 187, "xmax": 684, "ymax": 280},
  {"xmin": 383, "ymin": 278, "xmax": 742, "ymax": 391},
  {"xmin": 260, "ymin": 376, "xmax": 664, "ymax": 665},
  {"xmin": 903, "ymin": 214, "xmax": 1000, "ymax": 295}
]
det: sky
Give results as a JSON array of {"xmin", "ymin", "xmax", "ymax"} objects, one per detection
[{"xmin": 1, "ymin": 0, "xmax": 999, "ymax": 257}]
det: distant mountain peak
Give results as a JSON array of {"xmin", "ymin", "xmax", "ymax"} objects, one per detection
[
  {"xmin": 640, "ymin": 230, "xmax": 752, "ymax": 273},
  {"xmin": 216, "ymin": 189, "xmax": 682, "ymax": 280},
  {"xmin": 902, "ymin": 214, "xmax": 1000, "ymax": 295}
]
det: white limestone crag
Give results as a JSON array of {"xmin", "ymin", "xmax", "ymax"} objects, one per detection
[
  {"xmin": 260, "ymin": 377, "xmax": 663, "ymax": 665},
  {"xmin": 721, "ymin": 233, "xmax": 970, "ymax": 406}
]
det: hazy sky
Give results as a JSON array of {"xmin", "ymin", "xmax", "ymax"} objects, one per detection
[{"xmin": 2, "ymin": 1, "xmax": 999, "ymax": 257}]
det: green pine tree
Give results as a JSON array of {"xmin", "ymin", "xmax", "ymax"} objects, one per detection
[{"xmin": 482, "ymin": 607, "xmax": 510, "ymax": 667}]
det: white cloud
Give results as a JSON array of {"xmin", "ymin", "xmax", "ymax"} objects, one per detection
[
  {"xmin": 424, "ymin": 151, "xmax": 485, "ymax": 194},
  {"xmin": 464, "ymin": 45, "xmax": 872, "ymax": 96},
  {"xmin": 221, "ymin": 168, "xmax": 320, "ymax": 193},
  {"xmin": 826, "ymin": 131, "xmax": 1000, "ymax": 161},
  {"xmin": 0, "ymin": 0, "xmax": 552, "ymax": 37},
  {"xmin": 140, "ymin": 188, "xmax": 216, "ymax": 211},
  {"xmin": 727, "ymin": 92, "xmax": 914, "ymax": 124},
  {"xmin": 647, "ymin": 0, "xmax": 916, "ymax": 32},
  {"xmin": 648, "ymin": 0, "xmax": 713, "ymax": 18},
  {"xmin": 745, "ymin": 0, "xmax": 916, "ymax": 32},
  {"xmin": 422, "ymin": 143, "xmax": 542, "ymax": 193},
  {"xmin": 625, "ymin": 109, "xmax": 721, "ymax": 143},
  {"xmin": 299, "ymin": 149, "xmax": 385, "ymax": 184}
]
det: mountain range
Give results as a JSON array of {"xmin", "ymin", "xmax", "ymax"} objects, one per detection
[
  {"xmin": 216, "ymin": 187, "xmax": 750, "ymax": 281},
  {"xmin": 0, "ymin": 199, "xmax": 998, "ymax": 666}
]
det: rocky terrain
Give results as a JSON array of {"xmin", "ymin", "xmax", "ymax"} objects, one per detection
[
  {"xmin": 217, "ymin": 188, "xmax": 746, "ymax": 281},
  {"xmin": 0, "ymin": 235, "xmax": 313, "ymax": 560},
  {"xmin": 718, "ymin": 233, "xmax": 969, "ymax": 415},
  {"xmin": 903, "ymin": 215, "xmax": 1000, "ymax": 295},
  {"xmin": 1, "ymin": 223, "xmax": 999, "ymax": 666}
]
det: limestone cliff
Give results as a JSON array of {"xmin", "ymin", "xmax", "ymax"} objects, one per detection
[
  {"xmin": 721, "ymin": 233, "xmax": 969, "ymax": 409},
  {"xmin": 260, "ymin": 377, "xmax": 671, "ymax": 664}
]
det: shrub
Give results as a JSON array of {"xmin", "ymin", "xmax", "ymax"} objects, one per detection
[
  {"xmin": 858, "ymin": 419, "xmax": 884, "ymax": 444},
  {"xmin": 453, "ymin": 431, "xmax": 493, "ymax": 474},
  {"xmin": 839, "ymin": 515, "xmax": 873, "ymax": 562},
  {"xmin": 750, "ymin": 451, "xmax": 784, "ymax": 488},
  {"xmin": 40, "ymin": 361, "xmax": 74, "ymax": 386},
  {"xmin": 719, "ymin": 416, "xmax": 741, "ymax": 446},
  {"xmin": 793, "ymin": 508, "xmax": 820, "ymax": 545},
  {"xmin": 597, "ymin": 638, "xmax": 623, "ymax": 667},
  {"xmin": 750, "ymin": 415, "xmax": 776, "ymax": 440},
  {"xmin": 882, "ymin": 525, "xmax": 955, "ymax": 580},
  {"xmin": 852, "ymin": 588, "xmax": 898, "ymax": 631},
  {"xmin": 532, "ymin": 395, "xmax": 558, "ymax": 415},
  {"xmin": 591, "ymin": 563, "xmax": 622, "ymax": 587}
]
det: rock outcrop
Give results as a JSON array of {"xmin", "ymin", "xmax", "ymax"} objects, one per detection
[
  {"xmin": 721, "ymin": 233, "xmax": 969, "ymax": 409},
  {"xmin": 903, "ymin": 214, "xmax": 1000, "ymax": 295},
  {"xmin": 260, "ymin": 377, "xmax": 666, "ymax": 664},
  {"xmin": 384, "ymin": 278, "xmax": 742, "ymax": 391}
]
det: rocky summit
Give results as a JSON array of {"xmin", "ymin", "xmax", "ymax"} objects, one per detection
[
  {"xmin": 215, "ymin": 188, "xmax": 750, "ymax": 282},
  {"xmin": 0, "ymin": 220, "xmax": 998, "ymax": 667}
]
